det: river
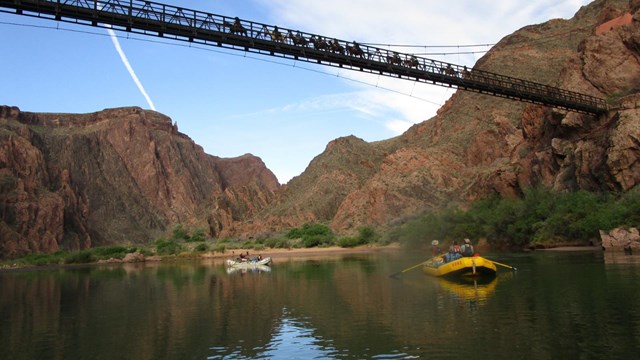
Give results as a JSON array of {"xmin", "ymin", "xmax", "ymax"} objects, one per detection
[{"xmin": 1, "ymin": 249, "xmax": 639, "ymax": 359}]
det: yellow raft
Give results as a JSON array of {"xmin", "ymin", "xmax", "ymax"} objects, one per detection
[{"xmin": 423, "ymin": 255, "xmax": 497, "ymax": 278}]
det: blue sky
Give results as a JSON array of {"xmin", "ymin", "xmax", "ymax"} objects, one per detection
[{"xmin": 0, "ymin": 0, "xmax": 591, "ymax": 183}]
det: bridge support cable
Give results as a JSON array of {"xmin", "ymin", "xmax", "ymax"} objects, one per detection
[{"xmin": 0, "ymin": 0, "xmax": 608, "ymax": 115}]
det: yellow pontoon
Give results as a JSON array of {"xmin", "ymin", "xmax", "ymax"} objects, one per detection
[{"xmin": 423, "ymin": 255, "xmax": 497, "ymax": 278}]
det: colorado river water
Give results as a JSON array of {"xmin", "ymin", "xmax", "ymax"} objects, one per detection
[{"xmin": 1, "ymin": 249, "xmax": 639, "ymax": 359}]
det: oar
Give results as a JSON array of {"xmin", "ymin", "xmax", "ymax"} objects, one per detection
[
  {"xmin": 389, "ymin": 255, "xmax": 441, "ymax": 278},
  {"xmin": 486, "ymin": 258, "xmax": 517, "ymax": 271}
]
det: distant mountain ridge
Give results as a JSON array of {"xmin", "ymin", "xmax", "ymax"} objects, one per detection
[{"xmin": 1, "ymin": 0, "xmax": 639, "ymax": 258}]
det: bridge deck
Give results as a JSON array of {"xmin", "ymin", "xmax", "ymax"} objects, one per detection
[{"xmin": 0, "ymin": 0, "xmax": 609, "ymax": 115}]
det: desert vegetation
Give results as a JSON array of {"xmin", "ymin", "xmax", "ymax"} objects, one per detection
[{"xmin": 389, "ymin": 186, "xmax": 640, "ymax": 249}]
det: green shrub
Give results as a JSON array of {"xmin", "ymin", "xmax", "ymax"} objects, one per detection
[
  {"xmin": 337, "ymin": 236, "xmax": 362, "ymax": 248},
  {"xmin": 303, "ymin": 234, "xmax": 332, "ymax": 248},
  {"xmin": 194, "ymin": 243, "xmax": 208, "ymax": 252},
  {"xmin": 358, "ymin": 226, "xmax": 376, "ymax": 244},
  {"xmin": 286, "ymin": 227, "xmax": 303, "ymax": 239},
  {"xmin": 286, "ymin": 223, "xmax": 335, "ymax": 248},
  {"xmin": 214, "ymin": 244, "xmax": 226, "ymax": 254},
  {"xmin": 65, "ymin": 250, "xmax": 95, "ymax": 264},
  {"xmin": 155, "ymin": 238, "xmax": 182, "ymax": 255},
  {"xmin": 171, "ymin": 224, "xmax": 189, "ymax": 241},
  {"xmin": 269, "ymin": 238, "xmax": 291, "ymax": 249},
  {"xmin": 188, "ymin": 228, "xmax": 206, "ymax": 242},
  {"xmin": 392, "ymin": 186, "xmax": 640, "ymax": 249},
  {"xmin": 92, "ymin": 246, "xmax": 130, "ymax": 260},
  {"xmin": 16, "ymin": 252, "xmax": 65, "ymax": 266}
]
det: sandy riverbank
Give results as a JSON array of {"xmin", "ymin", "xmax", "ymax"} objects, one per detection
[
  {"xmin": 202, "ymin": 243, "xmax": 403, "ymax": 260},
  {"xmin": 535, "ymin": 246, "xmax": 602, "ymax": 251},
  {"xmin": 0, "ymin": 244, "xmax": 405, "ymax": 270}
]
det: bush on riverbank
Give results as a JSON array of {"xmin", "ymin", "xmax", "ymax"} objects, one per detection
[
  {"xmin": 0, "ymin": 218, "xmax": 366, "ymax": 268},
  {"xmin": 4, "ymin": 245, "xmax": 143, "ymax": 267},
  {"xmin": 284, "ymin": 223, "xmax": 381, "ymax": 248},
  {"xmin": 391, "ymin": 186, "xmax": 640, "ymax": 249}
]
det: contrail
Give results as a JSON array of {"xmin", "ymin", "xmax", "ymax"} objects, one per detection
[
  {"xmin": 106, "ymin": 28, "xmax": 156, "ymax": 111},
  {"xmin": 96, "ymin": 2, "xmax": 155, "ymax": 110}
]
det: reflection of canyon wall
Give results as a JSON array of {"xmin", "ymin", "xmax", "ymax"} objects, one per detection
[
  {"xmin": 0, "ymin": 257, "xmax": 492, "ymax": 358},
  {"xmin": 0, "ymin": 260, "xmax": 435, "ymax": 359},
  {"xmin": 0, "ymin": 264, "xmax": 283, "ymax": 360},
  {"xmin": 0, "ymin": 254, "xmax": 626, "ymax": 358},
  {"xmin": 0, "ymin": 106, "xmax": 279, "ymax": 258}
]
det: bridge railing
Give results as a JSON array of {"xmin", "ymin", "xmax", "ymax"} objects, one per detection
[{"xmin": 0, "ymin": 0, "xmax": 608, "ymax": 114}]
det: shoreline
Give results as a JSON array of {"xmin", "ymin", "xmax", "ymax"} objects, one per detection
[
  {"xmin": 203, "ymin": 243, "xmax": 403, "ymax": 260},
  {"xmin": 2, "ymin": 243, "xmax": 609, "ymax": 271},
  {"xmin": 0, "ymin": 244, "xmax": 404, "ymax": 271},
  {"xmin": 534, "ymin": 246, "xmax": 602, "ymax": 252}
]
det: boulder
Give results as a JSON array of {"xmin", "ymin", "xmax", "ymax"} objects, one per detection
[
  {"xmin": 600, "ymin": 227, "xmax": 640, "ymax": 251},
  {"xmin": 122, "ymin": 252, "xmax": 146, "ymax": 263}
]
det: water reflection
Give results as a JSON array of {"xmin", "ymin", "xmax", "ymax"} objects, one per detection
[
  {"xmin": 2, "ymin": 252, "xmax": 640, "ymax": 359},
  {"xmin": 436, "ymin": 277, "xmax": 498, "ymax": 304},
  {"xmin": 603, "ymin": 252, "xmax": 640, "ymax": 265},
  {"xmin": 208, "ymin": 308, "xmax": 339, "ymax": 359},
  {"xmin": 225, "ymin": 265, "xmax": 272, "ymax": 275}
]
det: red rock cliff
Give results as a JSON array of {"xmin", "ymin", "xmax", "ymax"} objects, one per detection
[
  {"xmin": 0, "ymin": 106, "xmax": 279, "ymax": 258},
  {"xmin": 235, "ymin": 0, "xmax": 640, "ymax": 236}
]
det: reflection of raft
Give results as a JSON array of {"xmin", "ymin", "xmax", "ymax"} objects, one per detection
[
  {"xmin": 437, "ymin": 276, "xmax": 498, "ymax": 301},
  {"xmin": 225, "ymin": 264, "xmax": 271, "ymax": 274},
  {"xmin": 423, "ymin": 255, "xmax": 497, "ymax": 278},
  {"xmin": 225, "ymin": 257, "xmax": 272, "ymax": 268}
]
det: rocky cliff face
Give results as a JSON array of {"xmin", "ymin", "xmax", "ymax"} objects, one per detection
[
  {"xmin": 0, "ymin": 106, "xmax": 279, "ymax": 258},
  {"xmin": 238, "ymin": 0, "xmax": 640, "ymax": 236},
  {"xmin": 2, "ymin": 0, "xmax": 639, "ymax": 257}
]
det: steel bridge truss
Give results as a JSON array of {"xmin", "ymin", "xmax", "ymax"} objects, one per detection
[{"xmin": 0, "ymin": 0, "xmax": 608, "ymax": 115}]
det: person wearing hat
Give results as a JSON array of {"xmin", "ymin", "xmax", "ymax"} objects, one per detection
[
  {"xmin": 460, "ymin": 238, "xmax": 474, "ymax": 257},
  {"xmin": 430, "ymin": 240, "xmax": 441, "ymax": 257}
]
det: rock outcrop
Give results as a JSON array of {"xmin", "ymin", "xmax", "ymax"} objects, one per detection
[
  {"xmin": 0, "ymin": 106, "xmax": 279, "ymax": 258},
  {"xmin": 600, "ymin": 227, "xmax": 640, "ymax": 251},
  {"xmin": 238, "ymin": 0, "xmax": 640, "ymax": 236}
]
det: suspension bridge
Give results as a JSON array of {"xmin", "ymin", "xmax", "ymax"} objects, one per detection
[{"xmin": 0, "ymin": 0, "xmax": 609, "ymax": 115}]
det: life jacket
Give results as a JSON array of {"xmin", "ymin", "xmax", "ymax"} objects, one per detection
[
  {"xmin": 452, "ymin": 245, "xmax": 460, "ymax": 253},
  {"xmin": 461, "ymin": 244, "xmax": 473, "ymax": 256}
]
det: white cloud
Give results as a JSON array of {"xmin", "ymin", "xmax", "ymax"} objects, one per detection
[
  {"xmin": 385, "ymin": 118, "xmax": 415, "ymax": 134},
  {"xmin": 256, "ymin": 0, "xmax": 591, "ymax": 124}
]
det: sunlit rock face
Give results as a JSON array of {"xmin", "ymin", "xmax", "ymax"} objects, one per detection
[{"xmin": 239, "ymin": 0, "xmax": 640, "ymax": 236}]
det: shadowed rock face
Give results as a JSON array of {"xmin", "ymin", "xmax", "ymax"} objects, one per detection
[
  {"xmin": 0, "ymin": 106, "xmax": 279, "ymax": 258},
  {"xmin": 2, "ymin": 0, "xmax": 640, "ymax": 258}
]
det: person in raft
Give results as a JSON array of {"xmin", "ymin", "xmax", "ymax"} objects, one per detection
[
  {"xmin": 431, "ymin": 240, "xmax": 441, "ymax": 257},
  {"xmin": 460, "ymin": 238, "xmax": 475, "ymax": 257},
  {"xmin": 444, "ymin": 241, "xmax": 462, "ymax": 263}
]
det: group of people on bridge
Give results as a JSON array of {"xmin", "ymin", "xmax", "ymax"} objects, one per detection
[{"xmin": 220, "ymin": 16, "xmax": 442, "ymax": 70}]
